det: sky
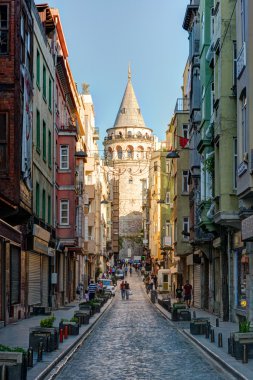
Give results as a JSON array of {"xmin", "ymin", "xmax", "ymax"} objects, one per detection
[{"xmin": 36, "ymin": 0, "xmax": 189, "ymax": 151}]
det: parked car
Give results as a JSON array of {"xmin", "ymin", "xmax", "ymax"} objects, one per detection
[
  {"xmin": 115, "ymin": 269, "xmax": 124, "ymax": 280},
  {"xmin": 98, "ymin": 279, "xmax": 116, "ymax": 296}
]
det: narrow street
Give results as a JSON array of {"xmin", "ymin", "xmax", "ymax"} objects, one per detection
[{"xmin": 55, "ymin": 274, "xmax": 228, "ymax": 380}]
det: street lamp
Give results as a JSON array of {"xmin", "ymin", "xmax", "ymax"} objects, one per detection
[{"xmin": 166, "ymin": 150, "xmax": 180, "ymax": 159}]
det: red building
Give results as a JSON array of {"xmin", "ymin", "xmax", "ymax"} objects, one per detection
[{"xmin": 0, "ymin": 0, "xmax": 33, "ymax": 324}]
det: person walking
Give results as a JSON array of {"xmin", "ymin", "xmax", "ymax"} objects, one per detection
[
  {"xmin": 176, "ymin": 284, "xmax": 183, "ymax": 302},
  {"xmin": 183, "ymin": 280, "xmax": 192, "ymax": 308},
  {"xmin": 129, "ymin": 266, "xmax": 132, "ymax": 277},
  {"xmin": 120, "ymin": 280, "xmax": 126, "ymax": 300},
  {"xmin": 125, "ymin": 281, "xmax": 130, "ymax": 300},
  {"xmin": 124, "ymin": 265, "xmax": 128, "ymax": 277},
  {"xmin": 88, "ymin": 279, "xmax": 97, "ymax": 301}
]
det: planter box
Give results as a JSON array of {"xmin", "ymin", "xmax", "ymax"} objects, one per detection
[
  {"xmin": 230, "ymin": 332, "xmax": 253, "ymax": 360},
  {"xmin": 79, "ymin": 304, "xmax": 93, "ymax": 316},
  {"xmin": 74, "ymin": 311, "xmax": 90, "ymax": 325},
  {"xmin": 29, "ymin": 327, "xmax": 59, "ymax": 352},
  {"xmin": 190, "ymin": 318, "xmax": 209, "ymax": 335},
  {"xmin": 0, "ymin": 352, "xmax": 27, "ymax": 380},
  {"xmin": 31, "ymin": 306, "xmax": 51, "ymax": 316},
  {"xmin": 59, "ymin": 322, "xmax": 79, "ymax": 335}
]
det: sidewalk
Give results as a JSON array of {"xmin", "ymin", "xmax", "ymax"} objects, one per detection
[
  {"xmin": 0, "ymin": 297, "xmax": 114, "ymax": 380},
  {"xmin": 149, "ymin": 291, "xmax": 253, "ymax": 380}
]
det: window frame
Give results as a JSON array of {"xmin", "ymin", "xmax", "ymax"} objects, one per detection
[
  {"xmin": 60, "ymin": 200, "xmax": 69, "ymax": 225},
  {"xmin": 42, "ymin": 189, "xmax": 46, "ymax": 221},
  {"xmin": 36, "ymin": 182, "xmax": 40, "ymax": 217},
  {"xmin": 182, "ymin": 170, "xmax": 189, "ymax": 193},
  {"xmin": 183, "ymin": 217, "xmax": 189, "ymax": 241},
  {"xmin": 48, "ymin": 130, "xmax": 52, "ymax": 168},
  {"xmin": 0, "ymin": 112, "xmax": 8, "ymax": 173},
  {"xmin": 42, "ymin": 64, "xmax": 46, "ymax": 101},
  {"xmin": 60, "ymin": 145, "xmax": 69, "ymax": 170},
  {"xmin": 36, "ymin": 109, "xmax": 40, "ymax": 152},
  {"xmin": 36, "ymin": 49, "xmax": 40, "ymax": 88},
  {"xmin": 48, "ymin": 195, "xmax": 51, "ymax": 225},
  {"xmin": 0, "ymin": 5, "xmax": 9, "ymax": 55},
  {"xmin": 42, "ymin": 120, "xmax": 46, "ymax": 162}
]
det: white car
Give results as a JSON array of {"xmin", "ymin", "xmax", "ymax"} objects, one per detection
[{"xmin": 98, "ymin": 279, "xmax": 116, "ymax": 296}]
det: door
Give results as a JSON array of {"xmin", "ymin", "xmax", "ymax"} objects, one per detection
[
  {"xmin": 193, "ymin": 264, "xmax": 201, "ymax": 308},
  {"xmin": 28, "ymin": 253, "xmax": 41, "ymax": 305}
]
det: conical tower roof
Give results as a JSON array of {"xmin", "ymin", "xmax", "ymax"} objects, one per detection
[{"xmin": 113, "ymin": 66, "xmax": 147, "ymax": 129}]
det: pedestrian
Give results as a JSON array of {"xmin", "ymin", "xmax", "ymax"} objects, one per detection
[
  {"xmin": 129, "ymin": 266, "xmax": 132, "ymax": 276},
  {"xmin": 176, "ymin": 284, "xmax": 183, "ymax": 302},
  {"xmin": 84, "ymin": 289, "xmax": 89, "ymax": 302},
  {"xmin": 120, "ymin": 280, "xmax": 126, "ymax": 300},
  {"xmin": 125, "ymin": 281, "xmax": 130, "ymax": 300},
  {"xmin": 76, "ymin": 284, "xmax": 81, "ymax": 301},
  {"xmin": 183, "ymin": 280, "xmax": 192, "ymax": 308},
  {"xmin": 124, "ymin": 266, "xmax": 128, "ymax": 277},
  {"xmin": 88, "ymin": 279, "xmax": 97, "ymax": 301},
  {"xmin": 153, "ymin": 274, "xmax": 158, "ymax": 290}
]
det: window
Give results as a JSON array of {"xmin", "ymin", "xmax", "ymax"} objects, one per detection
[
  {"xmin": 129, "ymin": 177, "xmax": 133, "ymax": 184},
  {"xmin": 48, "ymin": 195, "xmax": 51, "ymax": 225},
  {"xmin": 60, "ymin": 145, "xmax": 69, "ymax": 169},
  {"xmin": 165, "ymin": 192, "xmax": 170, "ymax": 204},
  {"xmin": 36, "ymin": 182, "xmax": 40, "ymax": 216},
  {"xmin": 241, "ymin": 92, "xmax": 247, "ymax": 155},
  {"xmin": 43, "ymin": 121, "xmax": 46, "ymax": 161},
  {"xmin": 43, "ymin": 64, "xmax": 46, "ymax": 100},
  {"xmin": 154, "ymin": 161, "xmax": 158, "ymax": 171},
  {"xmin": 48, "ymin": 77, "xmax": 52, "ymax": 110},
  {"xmin": 232, "ymin": 41, "xmax": 237, "ymax": 90},
  {"xmin": 183, "ymin": 217, "xmax": 189, "ymax": 240},
  {"xmin": 0, "ymin": 5, "xmax": 9, "ymax": 55},
  {"xmin": 42, "ymin": 189, "xmax": 46, "ymax": 221},
  {"xmin": 0, "ymin": 112, "xmax": 8, "ymax": 172},
  {"xmin": 211, "ymin": 82, "xmax": 215, "ymax": 116},
  {"xmin": 182, "ymin": 171, "xmax": 189, "ymax": 193},
  {"xmin": 127, "ymin": 131, "xmax": 132, "ymax": 137},
  {"xmin": 60, "ymin": 200, "xmax": 69, "ymax": 225},
  {"xmin": 117, "ymin": 146, "xmax": 122, "ymax": 159},
  {"xmin": 182, "ymin": 124, "xmax": 189, "ymax": 140},
  {"xmin": 241, "ymin": 0, "xmax": 246, "ymax": 44},
  {"xmin": 36, "ymin": 50, "xmax": 40, "ymax": 87},
  {"xmin": 36, "ymin": 110, "xmax": 40, "ymax": 152},
  {"xmin": 233, "ymin": 137, "xmax": 237, "ymax": 190},
  {"xmin": 48, "ymin": 130, "xmax": 52, "ymax": 168}
]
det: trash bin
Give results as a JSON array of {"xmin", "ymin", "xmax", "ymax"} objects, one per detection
[{"xmin": 151, "ymin": 290, "xmax": 157, "ymax": 303}]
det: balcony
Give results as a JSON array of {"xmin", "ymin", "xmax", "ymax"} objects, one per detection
[
  {"xmin": 85, "ymin": 157, "xmax": 95, "ymax": 172},
  {"xmin": 174, "ymin": 98, "xmax": 190, "ymax": 113},
  {"xmin": 84, "ymin": 237, "xmax": 95, "ymax": 253},
  {"xmin": 237, "ymin": 42, "xmax": 246, "ymax": 79},
  {"xmin": 93, "ymin": 127, "xmax": 99, "ymax": 141},
  {"xmin": 85, "ymin": 185, "xmax": 95, "ymax": 199},
  {"xmin": 88, "ymin": 212, "xmax": 95, "ymax": 227},
  {"xmin": 198, "ymin": 200, "xmax": 216, "ymax": 232},
  {"xmin": 104, "ymin": 134, "xmax": 154, "ymax": 144}
]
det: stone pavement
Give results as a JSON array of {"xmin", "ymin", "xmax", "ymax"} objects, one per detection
[
  {"xmin": 0, "ymin": 297, "xmax": 114, "ymax": 380},
  {"xmin": 147, "ymin": 287, "xmax": 253, "ymax": 380}
]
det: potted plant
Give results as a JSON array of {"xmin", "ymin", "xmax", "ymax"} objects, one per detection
[
  {"xmin": 230, "ymin": 319, "xmax": 253, "ymax": 360},
  {"xmin": 0, "ymin": 345, "xmax": 27, "ymax": 380},
  {"xmin": 29, "ymin": 314, "xmax": 58, "ymax": 353}
]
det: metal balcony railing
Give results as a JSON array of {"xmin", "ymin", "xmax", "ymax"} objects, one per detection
[{"xmin": 174, "ymin": 98, "xmax": 190, "ymax": 113}]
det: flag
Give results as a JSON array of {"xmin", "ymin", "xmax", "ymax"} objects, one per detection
[{"xmin": 179, "ymin": 136, "xmax": 189, "ymax": 148}]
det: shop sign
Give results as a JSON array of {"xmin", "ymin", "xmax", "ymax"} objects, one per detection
[
  {"xmin": 163, "ymin": 236, "xmax": 172, "ymax": 246},
  {"xmin": 242, "ymin": 215, "xmax": 253, "ymax": 241},
  {"xmin": 237, "ymin": 161, "xmax": 248, "ymax": 177},
  {"xmin": 33, "ymin": 237, "xmax": 49, "ymax": 255}
]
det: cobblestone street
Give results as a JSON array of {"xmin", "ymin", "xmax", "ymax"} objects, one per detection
[{"xmin": 55, "ymin": 274, "xmax": 229, "ymax": 380}]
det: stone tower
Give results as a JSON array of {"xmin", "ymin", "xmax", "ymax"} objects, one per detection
[{"xmin": 104, "ymin": 67, "xmax": 154, "ymax": 259}]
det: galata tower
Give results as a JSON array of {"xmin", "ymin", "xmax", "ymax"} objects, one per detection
[{"xmin": 104, "ymin": 67, "xmax": 154, "ymax": 260}]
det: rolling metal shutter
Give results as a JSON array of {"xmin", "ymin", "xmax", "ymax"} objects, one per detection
[
  {"xmin": 193, "ymin": 264, "xmax": 201, "ymax": 308},
  {"xmin": 10, "ymin": 246, "xmax": 20, "ymax": 305},
  {"xmin": 28, "ymin": 253, "xmax": 41, "ymax": 305},
  {"xmin": 42, "ymin": 256, "xmax": 49, "ymax": 306}
]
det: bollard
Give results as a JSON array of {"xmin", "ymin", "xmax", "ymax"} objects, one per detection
[
  {"xmin": 46, "ymin": 335, "xmax": 51, "ymax": 352},
  {"xmin": 59, "ymin": 328, "xmax": 64, "ymax": 343},
  {"xmin": 218, "ymin": 333, "xmax": 223, "ymax": 347},
  {"xmin": 242, "ymin": 344, "xmax": 248, "ymax": 364},
  {"xmin": 27, "ymin": 347, "xmax": 34, "ymax": 367},
  {"xmin": 216, "ymin": 318, "xmax": 219, "ymax": 327},
  {"xmin": 210, "ymin": 329, "xmax": 215, "ymax": 343},
  {"xmin": 228, "ymin": 338, "xmax": 231, "ymax": 354},
  {"xmin": 205, "ymin": 322, "xmax": 210, "ymax": 339},
  {"xmin": 37, "ymin": 341, "xmax": 43, "ymax": 362},
  {"xmin": 64, "ymin": 325, "xmax": 68, "ymax": 339},
  {"xmin": 193, "ymin": 311, "xmax": 196, "ymax": 319}
]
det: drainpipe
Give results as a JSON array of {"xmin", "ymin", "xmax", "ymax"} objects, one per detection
[{"xmin": 227, "ymin": 229, "xmax": 231, "ymax": 321}]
